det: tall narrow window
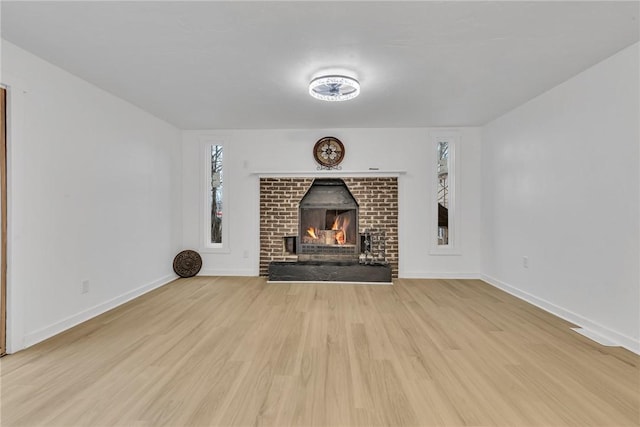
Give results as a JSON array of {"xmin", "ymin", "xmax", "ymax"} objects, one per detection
[
  {"xmin": 209, "ymin": 145, "xmax": 223, "ymax": 245},
  {"xmin": 437, "ymin": 140, "xmax": 449, "ymax": 245},
  {"xmin": 203, "ymin": 142, "xmax": 227, "ymax": 250},
  {"xmin": 431, "ymin": 132, "xmax": 458, "ymax": 254}
]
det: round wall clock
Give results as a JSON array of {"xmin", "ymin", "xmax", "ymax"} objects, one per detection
[{"xmin": 313, "ymin": 136, "xmax": 345, "ymax": 169}]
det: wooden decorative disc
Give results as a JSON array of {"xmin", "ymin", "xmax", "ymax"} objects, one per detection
[
  {"xmin": 173, "ymin": 250, "xmax": 202, "ymax": 278},
  {"xmin": 313, "ymin": 136, "xmax": 345, "ymax": 168}
]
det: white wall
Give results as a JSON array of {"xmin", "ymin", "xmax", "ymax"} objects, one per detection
[
  {"xmin": 181, "ymin": 127, "xmax": 482, "ymax": 278},
  {"xmin": 3, "ymin": 35, "xmax": 635, "ymax": 358},
  {"xmin": 2, "ymin": 41, "xmax": 182, "ymax": 352},
  {"xmin": 482, "ymin": 43, "xmax": 639, "ymax": 353}
]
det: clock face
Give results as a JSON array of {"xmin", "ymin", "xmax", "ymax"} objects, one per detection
[{"xmin": 313, "ymin": 137, "xmax": 345, "ymax": 168}]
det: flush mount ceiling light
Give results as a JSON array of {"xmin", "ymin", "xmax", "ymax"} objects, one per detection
[{"xmin": 309, "ymin": 75, "xmax": 360, "ymax": 102}]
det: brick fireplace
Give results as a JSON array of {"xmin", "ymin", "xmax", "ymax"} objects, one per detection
[{"xmin": 259, "ymin": 177, "xmax": 398, "ymax": 278}]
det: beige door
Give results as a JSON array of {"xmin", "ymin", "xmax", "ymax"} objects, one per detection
[{"xmin": 1, "ymin": 88, "xmax": 7, "ymax": 355}]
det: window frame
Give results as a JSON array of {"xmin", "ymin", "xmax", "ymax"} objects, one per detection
[
  {"xmin": 430, "ymin": 131, "xmax": 461, "ymax": 255},
  {"xmin": 201, "ymin": 140, "xmax": 230, "ymax": 253}
]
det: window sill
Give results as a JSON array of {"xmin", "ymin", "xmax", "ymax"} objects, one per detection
[{"xmin": 199, "ymin": 246, "xmax": 231, "ymax": 255}]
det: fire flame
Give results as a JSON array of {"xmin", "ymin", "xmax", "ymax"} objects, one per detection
[
  {"xmin": 306, "ymin": 227, "xmax": 318, "ymax": 239},
  {"xmin": 331, "ymin": 215, "xmax": 350, "ymax": 245}
]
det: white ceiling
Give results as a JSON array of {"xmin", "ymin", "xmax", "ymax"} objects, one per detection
[{"xmin": 2, "ymin": 1, "xmax": 638, "ymax": 130}]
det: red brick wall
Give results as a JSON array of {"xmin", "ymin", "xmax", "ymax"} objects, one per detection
[{"xmin": 259, "ymin": 177, "xmax": 398, "ymax": 278}]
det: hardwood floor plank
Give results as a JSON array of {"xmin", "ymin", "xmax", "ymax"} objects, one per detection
[{"xmin": 1, "ymin": 277, "xmax": 638, "ymax": 426}]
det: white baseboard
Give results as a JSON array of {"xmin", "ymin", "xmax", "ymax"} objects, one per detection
[
  {"xmin": 481, "ymin": 274, "xmax": 640, "ymax": 355},
  {"xmin": 400, "ymin": 271, "xmax": 481, "ymax": 279},
  {"xmin": 22, "ymin": 274, "xmax": 177, "ymax": 350},
  {"xmin": 571, "ymin": 328, "xmax": 618, "ymax": 347}
]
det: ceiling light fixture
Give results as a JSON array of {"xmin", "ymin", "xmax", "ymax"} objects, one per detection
[{"xmin": 309, "ymin": 75, "xmax": 360, "ymax": 102}]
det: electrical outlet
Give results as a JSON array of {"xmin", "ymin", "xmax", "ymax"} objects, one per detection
[
  {"xmin": 523, "ymin": 256, "xmax": 529, "ymax": 268},
  {"xmin": 81, "ymin": 280, "xmax": 90, "ymax": 294},
  {"xmin": 243, "ymin": 250, "xmax": 249, "ymax": 259}
]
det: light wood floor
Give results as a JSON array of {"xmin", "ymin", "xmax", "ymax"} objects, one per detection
[{"xmin": 1, "ymin": 277, "xmax": 638, "ymax": 426}]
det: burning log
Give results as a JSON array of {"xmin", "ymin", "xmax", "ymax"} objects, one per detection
[
  {"xmin": 307, "ymin": 227, "xmax": 318, "ymax": 239},
  {"xmin": 302, "ymin": 227, "xmax": 347, "ymax": 245},
  {"xmin": 324, "ymin": 230, "xmax": 337, "ymax": 245}
]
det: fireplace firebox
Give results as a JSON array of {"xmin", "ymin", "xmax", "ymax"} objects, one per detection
[{"xmin": 298, "ymin": 178, "xmax": 359, "ymax": 260}]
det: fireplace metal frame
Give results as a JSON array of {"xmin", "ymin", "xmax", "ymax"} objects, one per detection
[{"xmin": 297, "ymin": 178, "xmax": 360, "ymax": 260}]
